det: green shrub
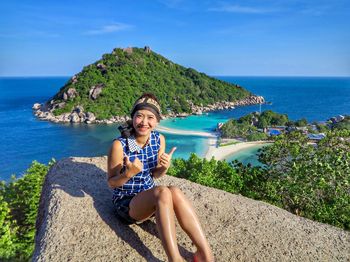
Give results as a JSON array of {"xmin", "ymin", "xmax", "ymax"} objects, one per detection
[
  {"xmin": 0, "ymin": 193, "xmax": 18, "ymax": 259},
  {"xmin": 0, "ymin": 160, "xmax": 54, "ymax": 261}
]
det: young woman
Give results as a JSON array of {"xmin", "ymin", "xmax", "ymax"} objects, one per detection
[{"xmin": 107, "ymin": 93, "xmax": 214, "ymax": 262}]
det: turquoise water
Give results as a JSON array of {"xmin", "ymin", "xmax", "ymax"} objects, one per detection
[
  {"xmin": 225, "ymin": 144, "xmax": 269, "ymax": 166},
  {"xmin": 162, "ymin": 134, "xmax": 208, "ymax": 159},
  {"xmin": 161, "ymin": 114, "xmax": 227, "ymax": 132},
  {"xmin": 0, "ymin": 76, "xmax": 349, "ymax": 180}
]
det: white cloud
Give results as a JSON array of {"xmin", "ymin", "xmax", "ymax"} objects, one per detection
[
  {"xmin": 209, "ymin": 4, "xmax": 276, "ymax": 14},
  {"xmin": 84, "ymin": 23, "xmax": 132, "ymax": 35}
]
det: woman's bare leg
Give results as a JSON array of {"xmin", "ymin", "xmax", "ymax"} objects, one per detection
[
  {"xmin": 128, "ymin": 186, "xmax": 183, "ymax": 262},
  {"xmin": 168, "ymin": 186, "xmax": 214, "ymax": 262}
]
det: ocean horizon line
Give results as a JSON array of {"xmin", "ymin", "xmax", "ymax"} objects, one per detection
[{"xmin": 1, "ymin": 75, "xmax": 349, "ymax": 78}]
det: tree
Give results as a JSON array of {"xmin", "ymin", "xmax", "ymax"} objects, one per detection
[
  {"xmin": 258, "ymin": 130, "xmax": 350, "ymax": 229},
  {"xmin": 294, "ymin": 118, "xmax": 308, "ymax": 127}
]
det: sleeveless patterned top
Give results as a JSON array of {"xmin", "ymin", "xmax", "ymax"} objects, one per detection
[{"xmin": 112, "ymin": 130, "xmax": 160, "ymax": 203}]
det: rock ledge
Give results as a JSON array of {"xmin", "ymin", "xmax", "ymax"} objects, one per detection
[{"xmin": 33, "ymin": 157, "xmax": 349, "ymax": 262}]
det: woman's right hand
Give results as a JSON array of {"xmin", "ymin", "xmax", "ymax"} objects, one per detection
[{"xmin": 124, "ymin": 156, "xmax": 143, "ymax": 178}]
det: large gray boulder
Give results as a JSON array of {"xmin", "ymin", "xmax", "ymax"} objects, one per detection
[
  {"xmin": 89, "ymin": 84, "xmax": 104, "ymax": 100},
  {"xmin": 63, "ymin": 88, "xmax": 78, "ymax": 101},
  {"xmin": 33, "ymin": 157, "xmax": 350, "ymax": 262}
]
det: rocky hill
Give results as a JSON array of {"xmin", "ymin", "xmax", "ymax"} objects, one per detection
[
  {"xmin": 33, "ymin": 157, "xmax": 349, "ymax": 261},
  {"xmin": 32, "ymin": 46, "xmax": 264, "ymax": 124}
]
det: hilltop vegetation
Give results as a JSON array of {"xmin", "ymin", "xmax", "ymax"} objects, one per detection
[{"xmin": 49, "ymin": 47, "xmax": 251, "ymax": 119}]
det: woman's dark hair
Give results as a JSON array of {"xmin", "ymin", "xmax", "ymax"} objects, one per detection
[{"xmin": 118, "ymin": 119, "xmax": 134, "ymax": 138}]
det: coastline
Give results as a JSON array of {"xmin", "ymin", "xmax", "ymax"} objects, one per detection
[{"xmin": 205, "ymin": 139, "xmax": 271, "ymax": 161}]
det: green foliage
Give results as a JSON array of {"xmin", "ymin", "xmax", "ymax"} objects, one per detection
[
  {"xmin": 257, "ymin": 110, "xmax": 289, "ymax": 128},
  {"xmin": 220, "ymin": 119, "xmax": 257, "ymax": 139},
  {"xmin": 168, "ymin": 154, "xmax": 243, "ymax": 193},
  {"xmin": 293, "ymin": 118, "xmax": 308, "ymax": 127},
  {"xmin": 316, "ymin": 123, "xmax": 330, "ymax": 133},
  {"xmin": 0, "ymin": 160, "xmax": 54, "ymax": 261},
  {"xmin": 0, "ymin": 192, "xmax": 18, "ymax": 259},
  {"xmin": 50, "ymin": 47, "xmax": 251, "ymax": 119},
  {"xmin": 258, "ymin": 130, "xmax": 350, "ymax": 229},
  {"xmin": 168, "ymin": 153, "xmax": 281, "ymax": 205},
  {"xmin": 221, "ymin": 110, "xmax": 288, "ymax": 140}
]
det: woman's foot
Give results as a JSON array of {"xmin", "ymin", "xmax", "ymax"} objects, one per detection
[{"xmin": 194, "ymin": 250, "xmax": 214, "ymax": 262}]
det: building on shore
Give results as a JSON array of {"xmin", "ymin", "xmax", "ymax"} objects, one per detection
[{"xmin": 307, "ymin": 133, "xmax": 326, "ymax": 142}]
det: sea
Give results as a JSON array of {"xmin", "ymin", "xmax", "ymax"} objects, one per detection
[{"xmin": 0, "ymin": 76, "xmax": 349, "ymax": 181}]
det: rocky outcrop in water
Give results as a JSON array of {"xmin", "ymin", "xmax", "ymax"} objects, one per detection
[
  {"xmin": 189, "ymin": 95, "xmax": 265, "ymax": 115},
  {"xmin": 32, "ymin": 95, "xmax": 265, "ymax": 124},
  {"xmin": 33, "ymin": 156, "xmax": 349, "ymax": 262}
]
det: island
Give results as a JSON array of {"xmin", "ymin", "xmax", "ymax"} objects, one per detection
[{"xmin": 32, "ymin": 46, "xmax": 264, "ymax": 124}]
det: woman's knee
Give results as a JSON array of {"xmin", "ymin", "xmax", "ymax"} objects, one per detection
[
  {"xmin": 154, "ymin": 186, "xmax": 173, "ymax": 205},
  {"xmin": 168, "ymin": 186, "xmax": 185, "ymax": 202}
]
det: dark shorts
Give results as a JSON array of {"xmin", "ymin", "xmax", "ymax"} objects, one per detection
[{"xmin": 113, "ymin": 195, "xmax": 137, "ymax": 225}]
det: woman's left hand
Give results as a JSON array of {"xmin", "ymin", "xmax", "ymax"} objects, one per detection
[{"xmin": 159, "ymin": 147, "xmax": 177, "ymax": 170}]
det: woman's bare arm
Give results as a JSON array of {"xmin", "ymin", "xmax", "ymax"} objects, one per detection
[{"xmin": 107, "ymin": 140, "xmax": 130, "ymax": 188}]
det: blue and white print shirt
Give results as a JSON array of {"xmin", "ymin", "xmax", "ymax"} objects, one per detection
[{"xmin": 112, "ymin": 130, "xmax": 161, "ymax": 203}]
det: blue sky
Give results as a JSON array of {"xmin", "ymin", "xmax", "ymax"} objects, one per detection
[{"xmin": 1, "ymin": 0, "xmax": 349, "ymax": 76}]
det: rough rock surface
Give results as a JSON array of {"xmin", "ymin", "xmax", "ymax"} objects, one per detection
[
  {"xmin": 63, "ymin": 88, "xmax": 78, "ymax": 101},
  {"xmin": 33, "ymin": 157, "xmax": 350, "ymax": 262}
]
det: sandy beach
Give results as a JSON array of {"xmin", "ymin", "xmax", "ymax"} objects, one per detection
[
  {"xmin": 156, "ymin": 125, "xmax": 217, "ymax": 138},
  {"xmin": 205, "ymin": 139, "xmax": 270, "ymax": 160}
]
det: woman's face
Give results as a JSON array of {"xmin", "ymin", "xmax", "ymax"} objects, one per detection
[{"xmin": 132, "ymin": 109, "xmax": 159, "ymax": 136}]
